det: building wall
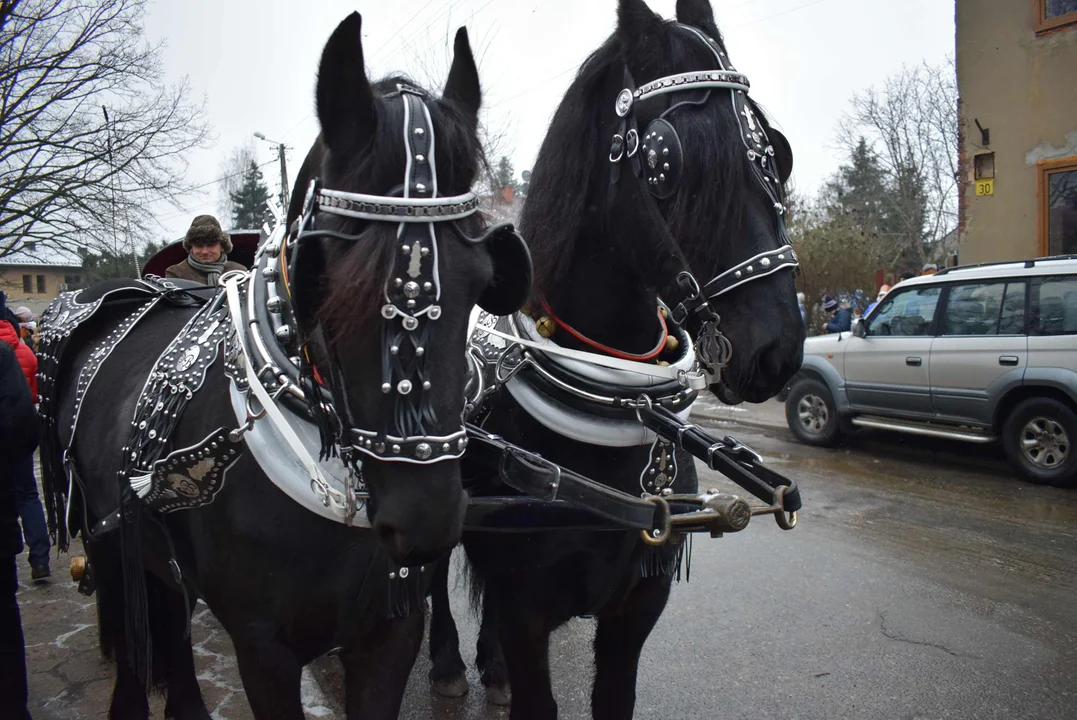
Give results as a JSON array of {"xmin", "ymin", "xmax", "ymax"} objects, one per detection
[
  {"xmin": 0, "ymin": 266, "xmax": 82, "ymax": 315},
  {"xmin": 957, "ymin": 0, "xmax": 1077, "ymax": 263}
]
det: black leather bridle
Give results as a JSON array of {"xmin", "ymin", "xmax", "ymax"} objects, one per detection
[
  {"xmin": 607, "ymin": 23, "xmax": 799, "ymax": 376},
  {"xmin": 286, "ymin": 86, "xmax": 481, "ymax": 466}
]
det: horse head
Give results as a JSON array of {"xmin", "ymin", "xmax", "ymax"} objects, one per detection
[
  {"xmin": 523, "ymin": 0, "xmax": 802, "ymax": 404},
  {"xmin": 284, "ymin": 13, "xmax": 531, "ymax": 565}
]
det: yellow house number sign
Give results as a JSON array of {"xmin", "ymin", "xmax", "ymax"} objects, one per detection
[{"xmin": 976, "ymin": 179, "xmax": 994, "ymax": 196}]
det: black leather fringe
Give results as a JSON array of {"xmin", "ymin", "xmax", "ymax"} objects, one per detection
[
  {"xmin": 639, "ymin": 535, "xmax": 691, "ymax": 582},
  {"xmin": 119, "ymin": 499, "xmax": 152, "ymax": 690}
]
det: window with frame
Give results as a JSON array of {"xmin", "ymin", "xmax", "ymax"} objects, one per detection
[
  {"xmin": 1035, "ymin": 0, "xmax": 1077, "ymax": 33},
  {"xmin": 940, "ymin": 282, "xmax": 1027, "ymax": 336},
  {"xmin": 36, "ymin": 275, "xmax": 45, "ymax": 294},
  {"xmin": 22, "ymin": 275, "xmax": 32, "ymax": 293},
  {"xmin": 1040, "ymin": 158, "xmax": 1077, "ymax": 256},
  {"xmin": 1031, "ymin": 275, "xmax": 1077, "ymax": 335},
  {"xmin": 865, "ymin": 286, "xmax": 942, "ymax": 337}
]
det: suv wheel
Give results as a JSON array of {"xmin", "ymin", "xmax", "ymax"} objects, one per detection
[
  {"xmin": 785, "ymin": 378, "xmax": 842, "ymax": 447},
  {"xmin": 1001, "ymin": 398, "xmax": 1077, "ymax": 487}
]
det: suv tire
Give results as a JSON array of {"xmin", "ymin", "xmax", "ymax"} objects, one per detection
[
  {"xmin": 785, "ymin": 378, "xmax": 842, "ymax": 447},
  {"xmin": 1001, "ymin": 397, "xmax": 1077, "ymax": 488}
]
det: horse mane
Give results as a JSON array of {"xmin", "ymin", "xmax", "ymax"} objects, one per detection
[
  {"xmin": 521, "ymin": 20, "xmax": 775, "ymax": 300},
  {"xmin": 298, "ymin": 74, "xmax": 485, "ymax": 339},
  {"xmin": 518, "ymin": 41, "xmax": 613, "ymax": 299}
]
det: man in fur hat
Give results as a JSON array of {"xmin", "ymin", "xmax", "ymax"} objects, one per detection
[{"xmin": 166, "ymin": 215, "xmax": 245, "ymax": 285}]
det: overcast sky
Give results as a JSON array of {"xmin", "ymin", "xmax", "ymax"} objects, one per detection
[{"xmin": 143, "ymin": 0, "xmax": 955, "ymax": 241}]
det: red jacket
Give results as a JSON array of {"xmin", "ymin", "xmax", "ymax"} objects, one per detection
[{"xmin": 0, "ymin": 319, "xmax": 37, "ymax": 401}]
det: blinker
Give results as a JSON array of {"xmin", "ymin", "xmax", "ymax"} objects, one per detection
[{"xmin": 641, "ymin": 119, "xmax": 682, "ymax": 200}]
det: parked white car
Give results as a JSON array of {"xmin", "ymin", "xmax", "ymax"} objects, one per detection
[{"xmin": 782, "ymin": 256, "xmax": 1077, "ymax": 486}]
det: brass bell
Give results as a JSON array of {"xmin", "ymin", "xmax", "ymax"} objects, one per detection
[
  {"xmin": 659, "ymin": 306, "xmax": 669, "ymax": 319},
  {"xmin": 657, "ymin": 360, "xmax": 670, "ymax": 367},
  {"xmin": 536, "ymin": 316, "xmax": 557, "ymax": 338},
  {"xmin": 71, "ymin": 555, "xmax": 87, "ymax": 582},
  {"xmin": 665, "ymin": 335, "xmax": 680, "ymax": 352}
]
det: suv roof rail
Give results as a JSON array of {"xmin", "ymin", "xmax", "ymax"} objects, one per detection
[{"xmin": 934, "ymin": 254, "xmax": 1077, "ymax": 276}]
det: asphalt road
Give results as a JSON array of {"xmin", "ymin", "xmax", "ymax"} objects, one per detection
[
  {"xmin": 21, "ymin": 416, "xmax": 1077, "ymax": 719},
  {"xmin": 366, "ymin": 418, "xmax": 1077, "ymax": 720}
]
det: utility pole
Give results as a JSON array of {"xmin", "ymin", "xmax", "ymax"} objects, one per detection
[
  {"xmin": 103, "ymin": 105, "xmax": 141, "ymax": 276},
  {"xmin": 254, "ymin": 132, "xmax": 289, "ymax": 214}
]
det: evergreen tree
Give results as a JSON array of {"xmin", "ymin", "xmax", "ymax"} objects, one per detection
[
  {"xmin": 80, "ymin": 239, "xmax": 168, "ymax": 283},
  {"xmin": 494, "ymin": 156, "xmax": 517, "ymax": 193},
  {"xmin": 823, "ymin": 137, "xmax": 889, "ymax": 234},
  {"xmin": 229, "ymin": 160, "xmax": 271, "ymax": 229}
]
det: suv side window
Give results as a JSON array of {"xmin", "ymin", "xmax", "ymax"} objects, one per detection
[
  {"xmin": 865, "ymin": 286, "xmax": 942, "ymax": 337},
  {"xmin": 1030, "ymin": 275, "xmax": 1077, "ymax": 335},
  {"xmin": 940, "ymin": 281, "xmax": 1027, "ymax": 336}
]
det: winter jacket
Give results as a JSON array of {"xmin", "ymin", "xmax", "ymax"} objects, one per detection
[
  {"xmin": 165, "ymin": 257, "xmax": 246, "ymax": 285},
  {"xmin": 0, "ymin": 320, "xmax": 37, "ymax": 401},
  {"xmin": 1, "ymin": 342, "xmax": 38, "ymax": 555},
  {"xmin": 825, "ymin": 306, "xmax": 853, "ymax": 334}
]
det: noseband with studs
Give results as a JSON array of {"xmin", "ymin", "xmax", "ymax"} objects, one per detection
[
  {"xmin": 608, "ymin": 24, "xmax": 799, "ymax": 376},
  {"xmin": 286, "ymin": 86, "xmax": 478, "ymax": 465}
]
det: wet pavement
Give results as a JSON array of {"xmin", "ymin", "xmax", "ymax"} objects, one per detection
[
  {"xmin": 17, "ymin": 538, "xmax": 334, "ymax": 720},
  {"xmin": 19, "ymin": 409, "xmax": 1077, "ymax": 718}
]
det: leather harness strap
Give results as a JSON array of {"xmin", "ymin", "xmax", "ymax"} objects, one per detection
[{"xmin": 538, "ymin": 299, "xmax": 670, "ymax": 363}]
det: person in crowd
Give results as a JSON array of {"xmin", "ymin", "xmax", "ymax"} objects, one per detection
[
  {"xmin": 1, "ymin": 341, "xmax": 39, "ymax": 720},
  {"xmin": 0, "ymin": 295, "xmax": 48, "ymax": 581},
  {"xmin": 922, "ymin": 263, "xmax": 939, "ymax": 276},
  {"xmin": 797, "ymin": 292, "xmax": 807, "ymax": 327},
  {"xmin": 165, "ymin": 215, "xmax": 245, "ymax": 285},
  {"xmin": 13, "ymin": 308, "xmax": 35, "ymax": 347},
  {"xmin": 865, "ymin": 284, "xmax": 891, "ymax": 316},
  {"xmin": 823, "ymin": 294, "xmax": 853, "ymax": 333}
]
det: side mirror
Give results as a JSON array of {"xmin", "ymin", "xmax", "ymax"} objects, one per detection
[{"xmin": 852, "ymin": 319, "xmax": 867, "ymax": 338}]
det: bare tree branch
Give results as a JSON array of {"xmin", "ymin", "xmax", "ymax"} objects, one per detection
[
  {"xmin": 836, "ymin": 59, "xmax": 958, "ymax": 267},
  {"xmin": 0, "ymin": 0, "xmax": 211, "ymax": 261}
]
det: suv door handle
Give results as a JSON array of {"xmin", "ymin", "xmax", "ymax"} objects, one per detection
[
  {"xmin": 999, "ymin": 356, "xmax": 1020, "ymax": 366},
  {"xmin": 906, "ymin": 356, "xmax": 922, "ymax": 367}
]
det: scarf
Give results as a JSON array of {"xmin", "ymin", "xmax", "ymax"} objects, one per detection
[{"xmin": 186, "ymin": 252, "xmax": 228, "ymax": 286}]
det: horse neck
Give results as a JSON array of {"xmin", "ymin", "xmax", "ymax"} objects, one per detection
[{"xmin": 546, "ymin": 237, "xmax": 661, "ymax": 355}]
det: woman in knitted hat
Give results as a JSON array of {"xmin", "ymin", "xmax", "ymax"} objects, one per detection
[{"xmin": 165, "ymin": 215, "xmax": 246, "ymax": 285}]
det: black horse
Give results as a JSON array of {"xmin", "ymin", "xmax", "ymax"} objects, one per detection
[
  {"xmin": 428, "ymin": 0, "xmax": 802, "ymax": 717},
  {"xmin": 41, "ymin": 13, "xmax": 528, "ymax": 719}
]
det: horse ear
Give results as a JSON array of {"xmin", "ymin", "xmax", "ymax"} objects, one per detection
[
  {"xmin": 675, "ymin": 0, "xmax": 721, "ymax": 37},
  {"xmin": 617, "ymin": 0, "xmax": 664, "ymax": 50},
  {"xmin": 443, "ymin": 27, "xmax": 481, "ymax": 117},
  {"xmin": 316, "ymin": 12, "xmax": 376, "ymax": 154},
  {"xmin": 768, "ymin": 127, "xmax": 794, "ymax": 185}
]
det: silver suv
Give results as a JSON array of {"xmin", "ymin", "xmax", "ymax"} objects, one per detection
[{"xmin": 783, "ymin": 256, "xmax": 1077, "ymax": 487}]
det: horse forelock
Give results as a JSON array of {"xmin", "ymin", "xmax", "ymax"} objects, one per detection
[{"xmin": 296, "ymin": 74, "xmax": 485, "ymax": 342}]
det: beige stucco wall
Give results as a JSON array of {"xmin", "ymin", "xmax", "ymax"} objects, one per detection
[
  {"xmin": 0, "ymin": 266, "xmax": 80, "ymax": 315},
  {"xmin": 957, "ymin": 0, "xmax": 1077, "ymax": 263}
]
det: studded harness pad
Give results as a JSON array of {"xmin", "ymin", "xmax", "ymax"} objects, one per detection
[{"xmin": 123, "ymin": 300, "xmax": 237, "ymax": 509}]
